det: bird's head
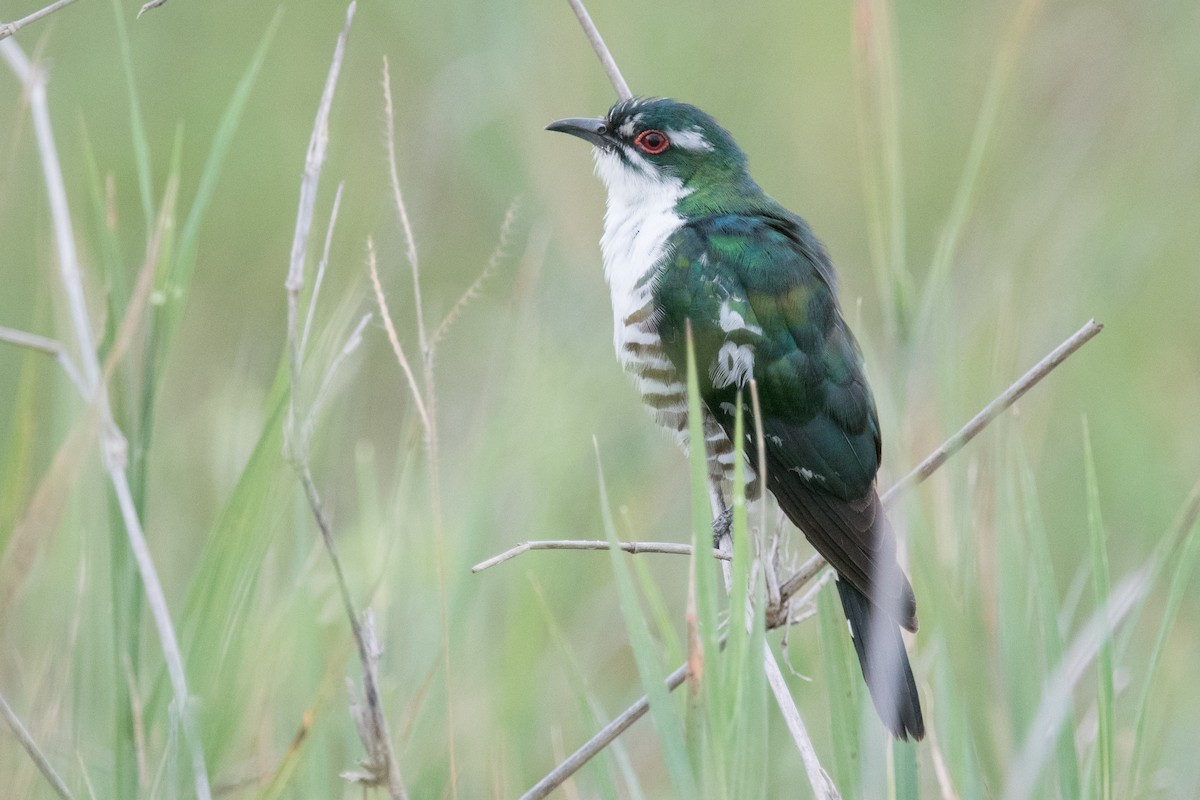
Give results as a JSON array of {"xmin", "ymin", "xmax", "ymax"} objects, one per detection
[{"xmin": 547, "ymin": 97, "xmax": 752, "ymax": 202}]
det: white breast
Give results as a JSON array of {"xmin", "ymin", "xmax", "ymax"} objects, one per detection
[
  {"xmin": 593, "ymin": 148, "xmax": 688, "ymax": 353},
  {"xmin": 591, "ymin": 147, "xmax": 758, "ymax": 495}
]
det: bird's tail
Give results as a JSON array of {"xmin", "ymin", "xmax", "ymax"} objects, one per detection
[{"xmin": 836, "ymin": 577, "xmax": 925, "ymax": 740}]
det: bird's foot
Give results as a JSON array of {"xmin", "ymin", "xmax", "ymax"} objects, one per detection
[{"xmin": 712, "ymin": 507, "xmax": 733, "ymax": 549}]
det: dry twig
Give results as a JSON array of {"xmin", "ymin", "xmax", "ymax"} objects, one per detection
[
  {"xmin": 378, "ymin": 54, "xmax": 459, "ymax": 796},
  {"xmin": 473, "ymin": 540, "xmax": 724, "ymax": 573},
  {"xmin": 564, "ymin": 0, "xmax": 631, "ymax": 100},
  {"xmin": 0, "ymin": 692, "xmax": 75, "ymax": 800},
  {"xmin": 280, "ymin": 5, "xmax": 408, "ymax": 798},
  {"xmin": 515, "ymin": 318, "xmax": 1103, "ymax": 797},
  {"xmin": 0, "ymin": 0, "xmax": 83, "ymax": 41},
  {"xmin": 1, "ymin": 37, "xmax": 211, "ymax": 800}
]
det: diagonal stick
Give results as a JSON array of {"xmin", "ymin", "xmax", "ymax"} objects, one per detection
[
  {"xmin": 0, "ymin": 0, "xmax": 83, "ymax": 42},
  {"xmin": 564, "ymin": 0, "xmax": 632, "ymax": 101},
  {"xmin": 519, "ymin": 318, "xmax": 1103, "ymax": 798}
]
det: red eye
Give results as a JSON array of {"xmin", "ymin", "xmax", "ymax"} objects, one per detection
[{"xmin": 634, "ymin": 129, "xmax": 669, "ymax": 154}]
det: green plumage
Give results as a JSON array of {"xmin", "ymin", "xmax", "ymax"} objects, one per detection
[{"xmin": 549, "ymin": 96, "xmax": 924, "ymax": 740}]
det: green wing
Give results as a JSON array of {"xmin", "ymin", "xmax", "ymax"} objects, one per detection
[{"xmin": 654, "ymin": 210, "xmax": 915, "ymax": 630}]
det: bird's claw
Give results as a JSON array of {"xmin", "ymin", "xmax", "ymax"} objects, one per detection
[{"xmin": 712, "ymin": 507, "xmax": 733, "ymax": 548}]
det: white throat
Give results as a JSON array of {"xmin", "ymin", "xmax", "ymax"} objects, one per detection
[{"xmin": 593, "ymin": 148, "xmax": 689, "ymax": 338}]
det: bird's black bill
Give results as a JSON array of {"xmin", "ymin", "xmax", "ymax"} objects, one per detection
[{"xmin": 546, "ymin": 117, "xmax": 611, "ymax": 148}]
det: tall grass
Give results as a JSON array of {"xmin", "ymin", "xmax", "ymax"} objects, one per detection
[{"xmin": 2, "ymin": 0, "xmax": 1199, "ymax": 798}]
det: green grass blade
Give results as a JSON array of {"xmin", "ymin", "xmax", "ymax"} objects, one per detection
[
  {"xmin": 893, "ymin": 738, "xmax": 919, "ymax": 800},
  {"xmin": 111, "ymin": 0, "xmax": 155, "ymax": 234},
  {"xmin": 851, "ymin": 0, "xmax": 913, "ymax": 337},
  {"xmin": 995, "ymin": 444, "xmax": 1035, "ymax": 736},
  {"xmin": 684, "ymin": 326, "xmax": 725, "ymax": 793},
  {"xmin": 818, "ymin": 581, "xmax": 860, "ymax": 797},
  {"xmin": 1016, "ymin": 442, "xmax": 1081, "ymax": 799},
  {"xmin": 529, "ymin": 575, "xmax": 636, "ymax": 800},
  {"xmin": 1082, "ymin": 419, "xmax": 1114, "ymax": 800},
  {"xmin": 915, "ymin": 0, "xmax": 1044, "ymax": 337},
  {"xmin": 145, "ymin": 10, "xmax": 282, "ymax": 392},
  {"xmin": 79, "ymin": 124, "xmax": 129, "ymax": 355},
  {"xmin": 1124, "ymin": 480, "xmax": 1200, "ymax": 794},
  {"xmin": 595, "ymin": 441, "xmax": 698, "ymax": 797}
]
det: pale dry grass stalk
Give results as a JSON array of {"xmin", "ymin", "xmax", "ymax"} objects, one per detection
[
  {"xmin": 472, "ymin": 540, "xmax": 725, "ymax": 572},
  {"xmin": 431, "ymin": 198, "xmax": 519, "ymax": 348},
  {"xmin": 0, "ymin": 0, "xmax": 83, "ymax": 42},
  {"xmin": 0, "ymin": 37, "xmax": 211, "ymax": 800},
  {"xmin": 763, "ymin": 646, "xmax": 841, "ymax": 799},
  {"xmin": 379, "ymin": 55, "xmax": 460, "ymax": 797},
  {"xmin": 0, "ymin": 326, "xmax": 86, "ymax": 393},
  {"xmin": 280, "ymin": 5, "xmax": 407, "ymax": 797},
  {"xmin": 564, "ymin": 0, "xmax": 631, "ymax": 100},
  {"xmin": 0, "ymin": 691, "xmax": 75, "ymax": 800}
]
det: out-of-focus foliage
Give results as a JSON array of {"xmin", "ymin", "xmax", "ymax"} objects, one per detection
[{"xmin": 2, "ymin": 0, "xmax": 1199, "ymax": 796}]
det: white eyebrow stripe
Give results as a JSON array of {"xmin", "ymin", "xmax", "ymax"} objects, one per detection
[{"xmin": 666, "ymin": 129, "xmax": 714, "ymax": 152}]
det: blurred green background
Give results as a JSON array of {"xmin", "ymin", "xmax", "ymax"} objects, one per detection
[{"xmin": 2, "ymin": 0, "xmax": 1199, "ymax": 797}]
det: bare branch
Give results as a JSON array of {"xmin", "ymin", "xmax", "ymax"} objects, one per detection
[
  {"xmin": 763, "ymin": 645, "xmax": 841, "ymax": 799},
  {"xmin": 1, "ymin": 37, "xmax": 211, "ymax": 800},
  {"xmin": 0, "ymin": 692, "xmax": 75, "ymax": 800},
  {"xmin": 520, "ymin": 662, "xmax": 689, "ymax": 800},
  {"xmin": 0, "ymin": 0, "xmax": 83, "ymax": 42},
  {"xmin": 777, "ymin": 318, "xmax": 1104, "ymax": 605},
  {"xmin": 887, "ymin": 318, "xmax": 1104, "ymax": 498},
  {"xmin": 472, "ymin": 539, "xmax": 726, "ymax": 573},
  {"xmin": 563, "ymin": 0, "xmax": 632, "ymax": 100},
  {"xmin": 518, "ymin": 318, "xmax": 1104, "ymax": 793},
  {"xmin": 367, "ymin": 237, "xmax": 431, "ymax": 432},
  {"xmin": 0, "ymin": 325, "xmax": 86, "ymax": 394}
]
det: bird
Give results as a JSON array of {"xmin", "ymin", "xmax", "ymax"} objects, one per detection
[{"xmin": 547, "ymin": 97, "xmax": 924, "ymax": 740}]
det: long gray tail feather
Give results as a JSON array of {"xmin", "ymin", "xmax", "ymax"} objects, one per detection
[{"xmin": 836, "ymin": 577, "xmax": 925, "ymax": 740}]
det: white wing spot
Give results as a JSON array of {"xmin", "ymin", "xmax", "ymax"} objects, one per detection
[
  {"xmin": 718, "ymin": 300, "xmax": 763, "ymax": 335},
  {"xmin": 710, "ymin": 342, "xmax": 755, "ymax": 388},
  {"xmin": 720, "ymin": 402, "xmax": 737, "ymax": 416},
  {"xmin": 789, "ymin": 466, "xmax": 824, "ymax": 482}
]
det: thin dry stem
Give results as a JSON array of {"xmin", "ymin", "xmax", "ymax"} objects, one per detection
[
  {"xmin": 301, "ymin": 180, "xmax": 345, "ymax": 360},
  {"xmin": 763, "ymin": 645, "xmax": 841, "ymax": 798},
  {"xmin": 1, "ymin": 0, "xmax": 83, "ymax": 42},
  {"xmin": 381, "ymin": 57, "xmax": 426, "ymax": 356},
  {"xmin": 0, "ymin": 325, "xmax": 86, "ymax": 393},
  {"xmin": 431, "ymin": 199, "xmax": 519, "ymax": 348},
  {"xmin": 518, "ymin": 318, "xmax": 1103, "ymax": 795},
  {"xmin": 776, "ymin": 318, "xmax": 1104, "ymax": 605},
  {"xmin": 367, "ymin": 238, "xmax": 430, "ymax": 431},
  {"xmin": 0, "ymin": 692, "xmax": 75, "ymax": 800},
  {"xmin": 380, "ymin": 53, "xmax": 458, "ymax": 796},
  {"xmin": 888, "ymin": 319, "xmax": 1102, "ymax": 497},
  {"xmin": 1, "ymin": 37, "xmax": 211, "ymax": 800},
  {"xmin": 472, "ymin": 540, "xmax": 726, "ymax": 573},
  {"xmin": 563, "ymin": 0, "xmax": 632, "ymax": 100},
  {"xmin": 280, "ymin": 6, "xmax": 406, "ymax": 798},
  {"xmin": 519, "ymin": 664, "xmax": 691, "ymax": 800},
  {"xmin": 136, "ymin": 0, "xmax": 167, "ymax": 18}
]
